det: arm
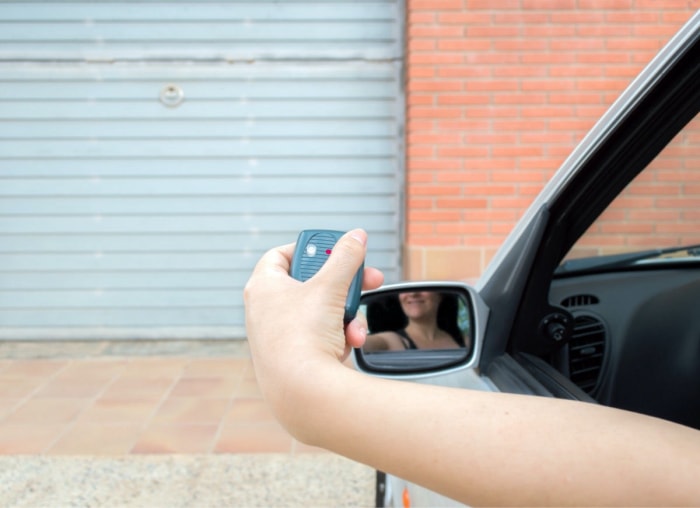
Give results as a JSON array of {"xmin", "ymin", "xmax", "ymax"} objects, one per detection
[
  {"xmin": 363, "ymin": 331, "xmax": 406, "ymax": 352},
  {"xmin": 244, "ymin": 230, "xmax": 700, "ymax": 506}
]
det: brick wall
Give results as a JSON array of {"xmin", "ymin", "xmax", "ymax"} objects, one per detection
[{"xmin": 404, "ymin": 1, "xmax": 699, "ymax": 281}]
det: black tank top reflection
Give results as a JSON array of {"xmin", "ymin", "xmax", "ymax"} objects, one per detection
[{"xmin": 395, "ymin": 329, "xmax": 418, "ymax": 350}]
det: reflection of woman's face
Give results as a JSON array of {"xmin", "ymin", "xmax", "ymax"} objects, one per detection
[{"xmin": 399, "ymin": 291, "xmax": 442, "ymax": 321}]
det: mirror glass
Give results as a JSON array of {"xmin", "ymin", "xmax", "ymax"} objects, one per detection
[{"xmin": 356, "ymin": 288, "xmax": 473, "ymax": 374}]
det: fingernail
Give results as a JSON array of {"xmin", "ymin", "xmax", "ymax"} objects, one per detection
[{"xmin": 349, "ymin": 229, "xmax": 367, "ymax": 246}]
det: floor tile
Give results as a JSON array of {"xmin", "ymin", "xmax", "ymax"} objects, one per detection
[
  {"xmin": 55, "ymin": 359, "xmax": 127, "ymax": 381},
  {"xmin": 0, "ymin": 378, "xmax": 46, "ymax": 398},
  {"xmin": 233, "ymin": 377, "xmax": 263, "ymax": 398},
  {"xmin": 151, "ymin": 397, "xmax": 230, "ymax": 424},
  {"xmin": 0, "ymin": 424, "xmax": 66, "ymax": 454},
  {"xmin": 3, "ymin": 398, "xmax": 88, "ymax": 424},
  {"xmin": 169, "ymin": 377, "xmax": 238, "ymax": 398},
  {"xmin": 33, "ymin": 377, "xmax": 112, "ymax": 398},
  {"xmin": 120, "ymin": 358, "xmax": 189, "ymax": 379},
  {"xmin": 77, "ymin": 398, "xmax": 159, "ymax": 424},
  {"xmin": 100, "ymin": 377, "xmax": 174, "ymax": 400},
  {"xmin": 0, "ymin": 398, "xmax": 21, "ymax": 420},
  {"xmin": 214, "ymin": 422, "xmax": 293, "ymax": 454},
  {"xmin": 182, "ymin": 358, "xmax": 249, "ymax": 378},
  {"xmin": 48, "ymin": 423, "xmax": 142, "ymax": 455},
  {"xmin": 132, "ymin": 423, "xmax": 219, "ymax": 454},
  {"xmin": 0, "ymin": 359, "xmax": 67, "ymax": 379},
  {"xmin": 224, "ymin": 397, "xmax": 275, "ymax": 423}
]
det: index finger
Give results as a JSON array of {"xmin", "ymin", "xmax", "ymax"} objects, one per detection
[{"xmin": 252, "ymin": 242, "xmax": 296, "ymax": 277}]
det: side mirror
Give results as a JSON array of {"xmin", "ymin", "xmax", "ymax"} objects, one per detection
[{"xmin": 354, "ymin": 282, "xmax": 478, "ymax": 375}]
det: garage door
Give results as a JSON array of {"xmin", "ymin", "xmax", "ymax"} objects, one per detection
[{"xmin": 0, "ymin": 2, "xmax": 403, "ymax": 339}]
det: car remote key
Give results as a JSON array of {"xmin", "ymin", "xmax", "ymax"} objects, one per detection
[{"xmin": 290, "ymin": 229, "xmax": 364, "ymax": 324}]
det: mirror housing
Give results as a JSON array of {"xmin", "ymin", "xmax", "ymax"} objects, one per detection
[{"xmin": 353, "ymin": 282, "xmax": 484, "ymax": 376}]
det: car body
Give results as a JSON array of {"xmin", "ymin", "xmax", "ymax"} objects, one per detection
[{"xmin": 353, "ymin": 11, "xmax": 700, "ymax": 507}]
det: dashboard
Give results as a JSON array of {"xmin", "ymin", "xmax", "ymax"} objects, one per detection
[{"xmin": 548, "ymin": 266, "xmax": 700, "ymax": 429}]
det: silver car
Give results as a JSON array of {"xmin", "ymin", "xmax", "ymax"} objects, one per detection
[{"xmin": 354, "ymin": 11, "xmax": 700, "ymax": 507}]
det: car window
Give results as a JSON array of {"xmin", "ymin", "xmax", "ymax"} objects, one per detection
[{"xmin": 562, "ymin": 112, "xmax": 700, "ymax": 266}]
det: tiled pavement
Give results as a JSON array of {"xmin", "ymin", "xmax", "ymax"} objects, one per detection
[
  {"xmin": 0, "ymin": 341, "xmax": 376, "ymax": 506},
  {"xmin": 0, "ymin": 340, "xmax": 325, "ymax": 456}
]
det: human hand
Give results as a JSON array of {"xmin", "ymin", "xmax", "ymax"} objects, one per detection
[{"xmin": 244, "ymin": 229, "xmax": 384, "ymax": 389}]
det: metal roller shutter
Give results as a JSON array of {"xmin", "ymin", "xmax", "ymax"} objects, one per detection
[{"xmin": 0, "ymin": 1, "xmax": 403, "ymax": 340}]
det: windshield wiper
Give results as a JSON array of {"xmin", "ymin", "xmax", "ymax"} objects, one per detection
[{"xmin": 556, "ymin": 243, "xmax": 700, "ymax": 275}]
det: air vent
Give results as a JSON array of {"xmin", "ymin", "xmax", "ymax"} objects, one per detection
[
  {"xmin": 561, "ymin": 294, "xmax": 599, "ymax": 308},
  {"xmin": 568, "ymin": 315, "xmax": 606, "ymax": 394}
]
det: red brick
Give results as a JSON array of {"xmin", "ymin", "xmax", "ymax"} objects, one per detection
[
  {"xmin": 437, "ymin": 66, "xmax": 492, "ymax": 79},
  {"xmin": 467, "ymin": 25, "xmax": 520, "ymax": 38},
  {"xmin": 490, "ymin": 197, "xmax": 533, "ymax": 210},
  {"xmin": 406, "ymin": 119, "xmax": 436, "ymax": 132},
  {"xmin": 407, "ymin": 94, "xmax": 434, "ymax": 106},
  {"xmin": 409, "ymin": 210, "xmax": 463, "ymax": 222},
  {"xmin": 436, "ymin": 222, "xmax": 490, "ymax": 235},
  {"xmin": 524, "ymin": 79, "xmax": 577, "ymax": 92},
  {"xmin": 409, "ymin": 26, "xmax": 465, "ymax": 38},
  {"xmin": 628, "ymin": 210, "xmax": 682, "ymax": 222},
  {"xmin": 438, "ymin": 39, "xmax": 492, "ymax": 51},
  {"xmin": 465, "ymin": 0, "xmax": 521, "ymax": 9},
  {"xmin": 408, "ymin": 12, "xmax": 436, "ymax": 24},
  {"xmin": 523, "ymin": 0, "xmax": 576, "ymax": 8},
  {"xmin": 409, "ymin": 39, "xmax": 437, "ymax": 51},
  {"xmin": 577, "ymin": 24, "xmax": 633, "ymax": 38},
  {"xmin": 493, "ymin": 39, "xmax": 548, "ymax": 52},
  {"xmin": 492, "ymin": 66, "xmax": 547, "ymax": 78},
  {"xmin": 437, "ymin": 146, "xmax": 491, "ymax": 158},
  {"xmin": 437, "ymin": 94, "xmax": 491, "ymax": 105},
  {"xmin": 465, "ymin": 80, "xmax": 519, "ymax": 92},
  {"xmin": 548, "ymin": 92, "xmax": 604, "ymax": 104},
  {"xmin": 550, "ymin": 12, "xmax": 605, "ymax": 24},
  {"xmin": 492, "ymin": 146, "xmax": 544, "ymax": 158},
  {"xmin": 577, "ymin": 0, "xmax": 633, "ymax": 8},
  {"xmin": 494, "ymin": 93, "xmax": 548, "ymax": 105},
  {"xmin": 521, "ymin": 105, "xmax": 575, "ymax": 118},
  {"xmin": 662, "ymin": 11, "xmax": 698, "ymax": 24},
  {"xmin": 408, "ymin": 53, "xmax": 464, "ymax": 65},
  {"xmin": 654, "ymin": 223, "xmax": 700, "ymax": 234},
  {"xmin": 408, "ymin": 80, "xmax": 464, "ymax": 92},
  {"xmin": 407, "ymin": 198, "xmax": 434, "ymax": 209},
  {"xmin": 493, "ymin": 12, "xmax": 549, "ymax": 24},
  {"xmin": 438, "ymin": 120, "xmax": 491, "ymax": 131},
  {"xmin": 407, "ymin": 146, "xmax": 435, "ymax": 158},
  {"xmin": 409, "ymin": 133, "xmax": 462, "ymax": 145},
  {"xmin": 409, "ymin": 0, "xmax": 463, "ymax": 10},
  {"xmin": 465, "ymin": 133, "xmax": 518, "ymax": 145},
  {"xmin": 524, "ymin": 25, "xmax": 577, "ymax": 37},
  {"xmin": 464, "ymin": 184, "xmax": 518, "ymax": 196},
  {"xmin": 408, "ymin": 185, "xmax": 462, "ymax": 197},
  {"xmin": 606, "ymin": 38, "xmax": 664, "ymax": 51},
  {"xmin": 549, "ymin": 65, "xmax": 603, "ymax": 78},
  {"xmin": 436, "ymin": 170, "xmax": 490, "ymax": 183},
  {"xmin": 407, "ymin": 223, "xmax": 435, "ymax": 235},
  {"xmin": 410, "ymin": 106, "xmax": 463, "ymax": 119},
  {"xmin": 438, "ymin": 12, "xmax": 492, "ymax": 24},
  {"xmin": 605, "ymin": 11, "xmax": 660, "ymax": 24},
  {"xmin": 436, "ymin": 198, "xmax": 489, "ymax": 209},
  {"xmin": 408, "ymin": 159, "xmax": 463, "ymax": 170},
  {"xmin": 406, "ymin": 171, "xmax": 433, "ymax": 184},
  {"xmin": 492, "ymin": 119, "xmax": 547, "ymax": 131}
]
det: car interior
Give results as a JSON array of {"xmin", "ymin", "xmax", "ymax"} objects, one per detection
[{"xmin": 521, "ymin": 113, "xmax": 700, "ymax": 430}]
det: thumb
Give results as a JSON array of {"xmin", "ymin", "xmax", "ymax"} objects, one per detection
[{"xmin": 314, "ymin": 229, "xmax": 367, "ymax": 290}]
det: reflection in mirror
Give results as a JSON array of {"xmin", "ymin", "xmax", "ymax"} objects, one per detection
[{"xmin": 361, "ymin": 289, "xmax": 472, "ymax": 355}]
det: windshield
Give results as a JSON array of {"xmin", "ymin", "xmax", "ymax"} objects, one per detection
[{"xmin": 560, "ymin": 112, "xmax": 700, "ymax": 273}]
